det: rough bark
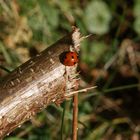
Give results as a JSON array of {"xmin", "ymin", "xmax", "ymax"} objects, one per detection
[{"xmin": 0, "ymin": 28, "xmax": 81, "ymax": 138}]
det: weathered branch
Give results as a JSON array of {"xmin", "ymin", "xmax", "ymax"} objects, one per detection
[{"xmin": 0, "ymin": 28, "xmax": 81, "ymax": 138}]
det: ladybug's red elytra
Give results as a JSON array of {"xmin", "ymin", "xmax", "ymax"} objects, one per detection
[{"xmin": 60, "ymin": 51, "xmax": 79, "ymax": 66}]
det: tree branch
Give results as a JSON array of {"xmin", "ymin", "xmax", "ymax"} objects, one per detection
[{"xmin": 0, "ymin": 28, "xmax": 81, "ymax": 138}]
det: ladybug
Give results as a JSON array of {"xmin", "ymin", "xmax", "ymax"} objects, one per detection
[{"xmin": 59, "ymin": 51, "xmax": 78, "ymax": 66}]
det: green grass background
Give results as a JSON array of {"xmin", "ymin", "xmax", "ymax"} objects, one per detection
[{"xmin": 0, "ymin": 0, "xmax": 140, "ymax": 140}]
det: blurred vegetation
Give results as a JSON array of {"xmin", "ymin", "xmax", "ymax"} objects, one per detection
[{"xmin": 0, "ymin": 0, "xmax": 140, "ymax": 140}]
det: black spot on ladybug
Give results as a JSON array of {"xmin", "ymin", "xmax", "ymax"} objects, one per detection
[{"xmin": 72, "ymin": 56, "xmax": 74, "ymax": 59}]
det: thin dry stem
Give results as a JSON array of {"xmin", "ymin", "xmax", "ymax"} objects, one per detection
[
  {"xmin": 66, "ymin": 86, "xmax": 97, "ymax": 97},
  {"xmin": 72, "ymin": 94, "xmax": 78, "ymax": 140}
]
